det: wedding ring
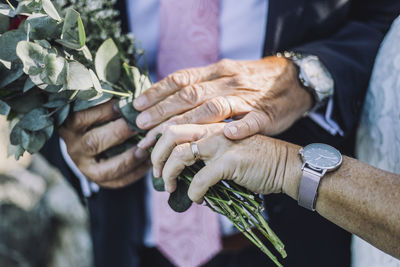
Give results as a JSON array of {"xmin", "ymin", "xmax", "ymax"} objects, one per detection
[
  {"xmin": 191, "ymin": 142, "xmax": 200, "ymax": 161},
  {"xmin": 225, "ymin": 96, "xmax": 236, "ymax": 119}
]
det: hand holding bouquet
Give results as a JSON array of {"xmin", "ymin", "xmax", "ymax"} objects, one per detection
[{"xmin": 0, "ymin": 1, "xmax": 286, "ymax": 265}]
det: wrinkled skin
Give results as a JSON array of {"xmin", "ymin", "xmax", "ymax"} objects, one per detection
[
  {"xmin": 151, "ymin": 123, "xmax": 302, "ymax": 203},
  {"xmin": 59, "ymin": 100, "xmax": 151, "ymax": 188},
  {"xmin": 134, "ymin": 56, "xmax": 312, "ymax": 150}
]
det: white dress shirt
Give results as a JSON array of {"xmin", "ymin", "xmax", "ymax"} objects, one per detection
[{"xmin": 61, "ymin": 0, "xmax": 343, "ymax": 247}]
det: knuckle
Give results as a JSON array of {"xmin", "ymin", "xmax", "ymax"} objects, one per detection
[
  {"xmin": 230, "ymin": 74, "xmax": 246, "ymax": 87},
  {"xmin": 217, "ymin": 59, "xmax": 233, "ymax": 69},
  {"xmin": 178, "ymin": 84, "xmax": 204, "ymax": 106},
  {"xmin": 154, "ymin": 103, "xmax": 168, "ymax": 118},
  {"xmin": 70, "ymin": 112, "xmax": 88, "ymax": 130},
  {"xmin": 172, "ymin": 144, "xmax": 186, "ymax": 159},
  {"xmin": 81, "ymin": 132, "xmax": 100, "ymax": 155},
  {"xmin": 205, "ymin": 97, "xmax": 230, "ymax": 117},
  {"xmin": 169, "ymin": 70, "xmax": 191, "ymax": 87}
]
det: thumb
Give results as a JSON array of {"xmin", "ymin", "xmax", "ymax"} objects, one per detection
[{"xmin": 223, "ymin": 111, "xmax": 268, "ymax": 140}]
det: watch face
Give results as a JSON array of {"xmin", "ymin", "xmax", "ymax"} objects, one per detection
[
  {"xmin": 301, "ymin": 57, "xmax": 334, "ymax": 96},
  {"xmin": 301, "ymin": 143, "xmax": 342, "ymax": 171}
]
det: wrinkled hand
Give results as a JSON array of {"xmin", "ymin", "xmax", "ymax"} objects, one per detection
[
  {"xmin": 59, "ymin": 100, "xmax": 151, "ymax": 188},
  {"xmin": 151, "ymin": 123, "xmax": 302, "ymax": 203},
  {"xmin": 134, "ymin": 56, "xmax": 312, "ymax": 149}
]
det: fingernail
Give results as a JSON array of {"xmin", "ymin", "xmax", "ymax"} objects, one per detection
[
  {"xmin": 134, "ymin": 96, "xmax": 147, "ymax": 109},
  {"xmin": 153, "ymin": 168, "xmax": 161, "ymax": 178},
  {"xmin": 226, "ymin": 125, "xmax": 238, "ymax": 136},
  {"xmin": 136, "ymin": 112, "xmax": 150, "ymax": 128},
  {"xmin": 135, "ymin": 147, "xmax": 148, "ymax": 159}
]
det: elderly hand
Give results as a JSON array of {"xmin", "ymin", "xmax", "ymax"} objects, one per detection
[
  {"xmin": 134, "ymin": 56, "xmax": 313, "ymax": 149},
  {"xmin": 59, "ymin": 100, "xmax": 151, "ymax": 188},
  {"xmin": 151, "ymin": 123, "xmax": 302, "ymax": 203}
]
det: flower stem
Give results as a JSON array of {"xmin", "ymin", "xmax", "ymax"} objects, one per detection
[
  {"xmin": 101, "ymin": 88, "xmax": 132, "ymax": 98},
  {"xmin": 6, "ymin": 0, "xmax": 15, "ymax": 10}
]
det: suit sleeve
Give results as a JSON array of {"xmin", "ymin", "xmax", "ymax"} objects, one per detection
[{"xmin": 293, "ymin": 0, "xmax": 400, "ymax": 137}]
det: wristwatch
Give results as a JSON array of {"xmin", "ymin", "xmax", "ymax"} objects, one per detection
[
  {"xmin": 298, "ymin": 143, "xmax": 342, "ymax": 211},
  {"xmin": 277, "ymin": 51, "xmax": 334, "ymax": 108}
]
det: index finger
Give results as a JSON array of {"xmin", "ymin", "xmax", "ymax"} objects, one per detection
[{"xmin": 133, "ymin": 63, "xmax": 222, "ymax": 111}]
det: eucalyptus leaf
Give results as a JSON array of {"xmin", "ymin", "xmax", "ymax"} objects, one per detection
[
  {"xmin": 95, "ymin": 38, "xmax": 121, "ymax": 83},
  {"xmin": 0, "ymin": 14, "xmax": 10, "ymax": 34},
  {"xmin": 21, "ymin": 129, "xmax": 46, "ymax": 153},
  {"xmin": 55, "ymin": 38, "xmax": 82, "ymax": 50},
  {"xmin": 18, "ymin": 107, "xmax": 51, "ymax": 131},
  {"xmin": 80, "ymin": 45, "xmax": 92, "ymax": 61},
  {"xmin": 16, "ymin": 41, "xmax": 47, "ymax": 75},
  {"xmin": 6, "ymin": 88, "xmax": 45, "ymax": 113},
  {"xmin": 0, "ymin": 30, "xmax": 27, "ymax": 63},
  {"xmin": 34, "ymin": 39, "xmax": 52, "ymax": 49},
  {"xmin": 62, "ymin": 8, "xmax": 79, "ymax": 36},
  {"xmin": 77, "ymin": 16, "xmax": 85, "ymax": 47},
  {"xmin": 75, "ymin": 88, "xmax": 100, "ymax": 100},
  {"xmin": 25, "ymin": 14, "xmax": 61, "ymax": 40},
  {"xmin": 23, "ymin": 77, "xmax": 35, "ymax": 92},
  {"xmin": 66, "ymin": 61, "xmax": 92, "ymax": 90},
  {"xmin": 41, "ymin": 53, "xmax": 67, "ymax": 85},
  {"xmin": 41, "ymin": 124, "xmax": 54, "ymax": 139},
  {"xmin": 152, "ymin": 174, "xmax": 165, "ymax": 192},
  {"xmin": 8, "ymin": 143, "xmax": 25, "ymax": 160},
  {"xmin": 123, "ymin": 63, "xmax": 152, "ymax": 98},
  {"xmin": 54, "ymin": 103, "xmax": 70, "ymax": 126},
  {"xmin": 10, "ymin": 125, "xmax": 22, "ymax": 145},
  {"xmin": 42, "ymin": 0, "xmax": 61, "ymax": 21},
  {"xmin": 43, "ymin": 99, "xmax": 67, "ymax": 108},
  {"xmin": 0, "ymin": 4, "xmax": 16, "ymax": 17},
  {"xmin": 168, "ymin": 178, "xmax": 193, "ymax": 213},
  {"xmin": 0, "ymin": 99, "xmax": 11, "ymax": 115},
  {"xmin": 117, "ymin": 96, "xmax": 145, "ymax": 133},
  {"xmin": 0, "ymin": 61, "xmax": 23, "ymax": 88},
  {"xmin": 89, "ymin": 69, "xmax": 102, "ymax": 93},
  {"xmin": 73, "ymin": 92, "xmax": 112, "ymax": 112}
]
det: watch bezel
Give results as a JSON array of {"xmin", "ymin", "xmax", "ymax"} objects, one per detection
[
  {"xmin": 298, "ymin": 56, "xmax": 334, "ymax": 102},
  {"xmin": 299, "ymin": 143, "xmax": 342, "ymax": 172}
]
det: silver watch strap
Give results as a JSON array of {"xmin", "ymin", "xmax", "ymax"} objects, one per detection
[{"xmin": 298, "ymin": 167, "xmax": 324, "ymax": 211}]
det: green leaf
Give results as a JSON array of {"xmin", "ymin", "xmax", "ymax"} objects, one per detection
[
  {"xmin": 21, "ymin": 129, "xmax": 46, "ymax": 154},
  {"xmin": 23, "ymin": 77, "xmax": 35, "ymax": 92},
  {"xmin": 62, "ymin": 8, "xmax": 79, "ymax": 36},
  {"xmin": 41, "ymin": 53, "xmax": 67, "ymax": 85},
  {"xmin": 18, "ymin": 108, "xmax": 52, "ymax": 131},
  {"xmin": 123, "ymin": 63, "xmax": 152, "ymax": 98},
  {"xmin": 117, "ymin": 96, "xmax": 145, "ymax": 133},
  {"xmin": 73, "ymin": 92, "xmax": 112, "ymax": 112},
  {"xmin": 0, "ymin": 61, "xmax": 23, "ymax": 88},
  {"xmin": 77, "ymin": 16, "xmax": 86, "ymax": 47},
  {"xmin": 54, "ymin": 103, "xmax": 70, "ymax": 126},
  {"xmin": 168, "ymin": 178, "xmax": 193, "ymax": 213},
  {"xmin": 8, "ymin": 143, "xmax": 25, "ymax": 160},
  {"xmin": 80, "ymin": 45, "xmax": 92, "ymax": 61},
  {"xmin": 42, "ymin": 0, "xmax": 61, "ymax": 21},
  {"xmin": 43, "ymin": 99, "xmax": 67, "ymax": 108},
  {"xmin": 0, "ymin": 30, "xmax": 27, "ymax": 63},
  {"xmin": 60, "ymin": 8, "xmax": 83, "ymax": 49},
  {"xmin": 75, "ymin": 88, "xmax": 100, "ymax": 100},
  {"xmin": 25, "ymin": 14, "xmax": 61, "ymax": 40},
  {"xmin": 41, "ymin": 124, "xmax": 54, "ymax": 139},
  {"xmin": 0, "ymin": 99, "xmax": 11, "ymax": 115},
  {"xmin": 66, "ymin": 61, "xmax": 93, "ymax": 90},
  {"xmin": 6, "ymin": 88, "xmax": 45, "ymax": 113},
  {"xmin": 89, "ymin": 69, "xmax": 102, "ymax": 93},
  {"xmin": 34, "ymin": 39, "xmax": 52, "ymax": 49},
  {"xmin": 152, "ymin": 174, "xmax": 165, "ymax": 192},
  {"xmin": 10, "ymin": 124, "xmax": 22, "ymax": 145},
  {"xmin": 16, "ymin": 41, "xmax": 47, "ymax": 75},
  {"xmin": 55, "ymin": 39, "xmax": 82, "ymax": 50},
  {"xmin": 95, "ymin": 38, "xmax": 121, "ymax": 83},
  {"xmin": 0, "ymin": 14, "xmax": 10, "ymax": 34},
  {"xmin": 0, "ymin": 4, "xmax": 16, "ymax": 17}
]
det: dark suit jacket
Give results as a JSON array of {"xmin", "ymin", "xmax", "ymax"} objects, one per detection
[{"xmin": 41, "ymin": 1, "xmax": 400, "ymax": 267}]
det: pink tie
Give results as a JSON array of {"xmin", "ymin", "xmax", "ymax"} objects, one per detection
[{"xmin": 154, "ymin": 1, "xmax": 221, "ymax": 266}]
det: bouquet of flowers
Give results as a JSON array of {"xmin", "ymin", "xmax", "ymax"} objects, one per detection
[{"xmin": 0, "ymin": 0, "xmax": 286, "ymax": 265}]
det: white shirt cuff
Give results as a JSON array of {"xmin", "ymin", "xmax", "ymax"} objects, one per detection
[
  {"xmin": 308, "ymin": 97, "xmax": 344, "ymax": 136},
  {"xmin": 59, "ymin": 138, "xmax": 99, "ymax": 197}
]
